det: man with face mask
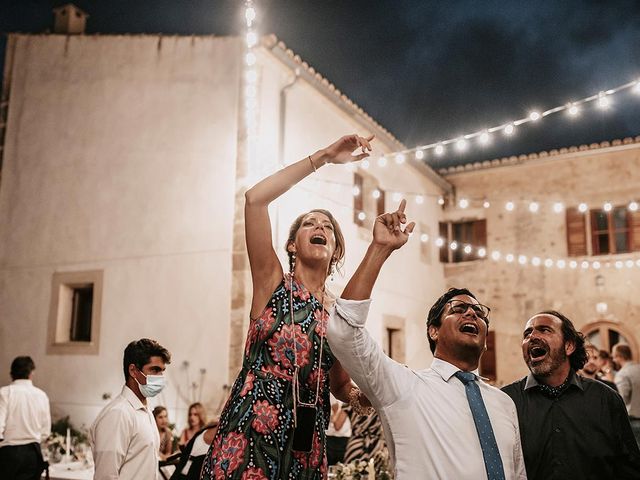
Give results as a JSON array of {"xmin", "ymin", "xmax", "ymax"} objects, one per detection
[
  {"xmin": 502, "ymin": 311, "xmax": 640, "ymax": 479},
  {"xmin": 91, "ymin": 338, "xmax": 171, "ymax": 480}
]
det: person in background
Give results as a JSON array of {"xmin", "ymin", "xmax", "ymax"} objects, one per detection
[
  {"xmin": 580, "ymin": 343, "xmax": 617, "ymax": 391},
  {"xmin": 170, "ymin": 420, "xmax": 219, "ymax": 480},
  {"xmin": 325, "ymin": 396, "xmax": 351, "ymax": 465},
  {"xmin": 153, "ymin": 406, "xmax": 175, "ymax": 460},
  {"xmin": 613, "ymin": 343, "xmax": 640, "ymax": 446},
  {"xmin": 91, "ymin": 338, "xmax": 171, "ymax": 480},
  {"xmin": 0, "ymin": 356, "xmax": 51, "ymax": 480},
  {"xmin": 597, "ymin": 349, "xmax": 617, "ymax": 383},
  {"xmin": 178, "ymin": 402, "xmax": 207, "ymax": 447}
]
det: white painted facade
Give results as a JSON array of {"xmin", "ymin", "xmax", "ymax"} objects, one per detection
[{"xmin": 0, "ymin": 33, "xmax": 448, "ymax": 432}]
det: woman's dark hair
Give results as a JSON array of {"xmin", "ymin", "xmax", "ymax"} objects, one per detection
[
  {"xmin": 152, "ymin": 406, "xmax": 167, "ymax": 419},
  {"xmin": 123, "ymin": 338, "xmax": 171, "ymax": 381},
  {"xmin": 285, "ymin": 209, "xmax": 345, "ymax": 275},
  {"xmin": 11, "ymin": 356, "xmax": 36, "ymax": 380},
  {"xmin": 425, "ymin": 288, "xmax": 479, "ymax": 354},
  {"xmin": 537, "ymin": 310, "xmax": 587, "ymax": 371}
]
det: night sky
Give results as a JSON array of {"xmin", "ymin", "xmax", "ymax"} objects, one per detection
[{"xmin": 1, "ymin": 0, "xmax": 639, "ymax": 167}]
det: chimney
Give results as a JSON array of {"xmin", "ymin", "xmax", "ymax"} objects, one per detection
[{"xmin": 53, "ymin": 3, "xmax": 88, "ymax": 34}]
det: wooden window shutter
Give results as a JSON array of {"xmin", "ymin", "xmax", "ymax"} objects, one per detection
[
  {"xmin": 566, "ymin": 207, "xmax": 587, "ymax": 256},
  {"xmin": 630, "ymin": 210, "xmax": 640, "ymax": 252},
  {"xmin": 472, "ymin": 219, "xmax": 487, "ymax": 248},
  {"xmin": 480, "ymin": 331, "xmax": 497, "ymax": 381},
  {"xmin": 439, "ymin": 222, "xmax": 449, "ymax": 263}
]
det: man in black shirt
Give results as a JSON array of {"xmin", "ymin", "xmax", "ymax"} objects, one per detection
[{"xmin": 502, "ymin": 310, "xmax": 640, "ymax": 480}]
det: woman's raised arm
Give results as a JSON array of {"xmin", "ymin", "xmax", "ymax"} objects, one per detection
[{"xmin": 245, "ymin": 134, "xmax": 373, "ymax": 317}]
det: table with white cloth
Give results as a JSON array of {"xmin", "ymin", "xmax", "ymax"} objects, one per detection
[{"xmin": 42, "ymin": 461, "xmax": 93, "ymax": 480}]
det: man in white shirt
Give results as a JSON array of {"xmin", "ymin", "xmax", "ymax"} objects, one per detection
[
  {"xmin": 0, "ymin": 356, "xmax": 51, "ymax": 480},
  {"xmin": 327, "ymin": 201, "xmax": 526, "ymax": 480},
  {"xmin": 91, "ymin": 338, "xmax": 171, "ymax": 480},
  {"xmin": 613, "ymin": 343, "xmax": 640, "ymax": 446}
]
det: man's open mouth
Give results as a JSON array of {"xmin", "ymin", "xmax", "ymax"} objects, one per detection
[
  {"xmin": 310, "ymin": 234, "xmax": 327, "ymax": 245},
  {"xmin": 529, "ymin": 344, "xmax": 548, "ymax": 362},
  {"xmin": 460, "ymin": 322, "xmax": 479, "ymax": 335}
]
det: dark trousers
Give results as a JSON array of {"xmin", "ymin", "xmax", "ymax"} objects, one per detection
[
  {"xmin": 0, "ymin": 442, "xmax": 45, "ymax": 480},
  {"xmin": 326, "ymin": 436, "xmax": 349, "ymax": 466}
]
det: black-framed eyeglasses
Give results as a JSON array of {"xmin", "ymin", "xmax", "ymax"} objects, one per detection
[{"xmin": 446, "ymin": 300, "xmax": 491, "ymax": 321}]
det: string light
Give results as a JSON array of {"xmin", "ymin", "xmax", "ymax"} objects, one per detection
[
  {"xmin": 553, "ymin": 202, "xmax": 564, "ymax": 213},
  {"xmin": 458, "ymin": 198, "xmax": 469, "ymax": 209},
  {"xmin": 377, "ymin": 156, "xmax": 387, "ymax": 167},
  {"xmin": 578, "ymin": 202, "xmax": 588, "ymax": 213},
  {"xmin": 243, "ymin": 0, "xmax": 259, "ymax": 174},
  {"xmin": 362, "ymin": 79, "xmax": 640, "ymax": 163},
  {"xmin": 505, "ymin": 201, "xmax": 515, "ymax": 211},
  {"xmin": 528, "ymin": 202, "xmax": 539, "ymax": 213}
]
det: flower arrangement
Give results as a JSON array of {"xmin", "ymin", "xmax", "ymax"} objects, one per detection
[
  {"xmin": 333, "ymin": 450, "xmax": 394, "ymax": 480},
  {"xmin": 43, "ymin": 416, "xmax": 91, "ymax": 465}
]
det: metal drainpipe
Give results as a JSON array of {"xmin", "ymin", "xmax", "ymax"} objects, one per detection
[{"xmin": 275, "ymin": 68, "xmax": 301, "ymax": 248}]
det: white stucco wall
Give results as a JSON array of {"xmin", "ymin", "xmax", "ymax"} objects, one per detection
[{"xmin": 0, "ymin": 34, "xmax": 241, "ymax": 429}]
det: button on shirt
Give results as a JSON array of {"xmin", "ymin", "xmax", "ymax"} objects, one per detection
[
  {"xmin": 327, "ymin": 298, "xmax": 526, "ymax": 480},
  {"xmin": 615, "ymin": 362, "xmax": 640, "ymax": 418},
  {"xmin": 0, "ymin": 379, "xmax": 51, "ymax": 446},
  {"xmin": 502, "ymin": 372, "xmax": 640, "ymax": 480},
  {"xmin": 90, "ymin": 385, "xmax": 160, "ymax": 480}
]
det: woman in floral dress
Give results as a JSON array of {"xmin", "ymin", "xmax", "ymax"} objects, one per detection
[{"xmin": 202, "ymin": 135, "xmax": 374, "ymax": 480}]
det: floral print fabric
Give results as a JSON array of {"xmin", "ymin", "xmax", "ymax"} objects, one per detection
[{"xmin": 202, "ymin": 275, "xmax": 334, "ymax": 480}]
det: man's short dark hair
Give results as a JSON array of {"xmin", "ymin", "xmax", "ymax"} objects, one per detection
[
  {"xmin": 426, "ymin": 287, "xmax": 479, "ymax": 354},
  {"xmin": 614, "ymin": 344, "xmax": 633, "ymax": 361},
  {"xmin": 10, "ymin": 356, "xmax": 36, "ymax": 380},
  {"xmin": 537, "ymin": 310, "xmax": 587, "ymax": 371},
  {"xmin": 123, "ymin": 339, "xmax": 171, "ymax": 381}
]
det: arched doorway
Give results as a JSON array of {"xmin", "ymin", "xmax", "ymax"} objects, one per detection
[{"xmin": 581, "ymin": 319, "xmax": 638, "ymax": 357}]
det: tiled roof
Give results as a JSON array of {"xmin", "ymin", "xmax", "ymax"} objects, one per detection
[{"xmin": 438, "ymin": 135, "xmax": 640, "ymax": 175}]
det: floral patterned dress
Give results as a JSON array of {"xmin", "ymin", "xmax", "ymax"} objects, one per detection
[{"xmin": 202, "ymin": 275, "xmax": 335, "ymax": 480}]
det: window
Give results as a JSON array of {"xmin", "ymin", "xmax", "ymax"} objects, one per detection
[
  {"xmin": 582, "ymin": 320, "xmax": 637, "ymax": 359},
  {"xmin": 47, "ymin": 270, "xmax": 103, "ymax": 355},
  {"xmin": 566, "ymin": 203, "xmax": 640, "ymax": 256},
  {"xmin": 353, "ymin": 172, "xmax": 385, "ymax": 230},
  {"xmin": 479, "ymin": 331, "xmax": 496, "ymax": 381},
  {"xmin": 438, "ymin": 219, "xmax": 487, "ymax": 263},
  {"xmin": 383, "ymin": 315, "xmax": 405, "ymax": 363}
]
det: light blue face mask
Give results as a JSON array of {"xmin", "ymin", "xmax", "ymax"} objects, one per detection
[{"xmin": 135, "ymin": 370, "xmax": 166, "ymax": 398}]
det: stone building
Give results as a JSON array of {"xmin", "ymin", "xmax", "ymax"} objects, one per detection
[
  {"xmin": 439, "ymin": 139, "xmax": 640, "ymax": 383},
  {"xmin": 0, "ymin": 31, "xmax": 449, "ymax": 429}
]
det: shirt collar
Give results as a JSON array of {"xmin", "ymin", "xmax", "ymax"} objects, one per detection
[
  {"xmin": 431, "ymin": 358, "xmax": 480, "ymax": 382},
  {"xmin": 122, "ymin": 384, "xmax": 147, "ymax": 411},
  {"xmin": 524, "ymin": 369, "xmax": 583, "ymax": 391},
  {"xmin": 12, "ymin": 379, "xmax": 33, "ymax": 386}
]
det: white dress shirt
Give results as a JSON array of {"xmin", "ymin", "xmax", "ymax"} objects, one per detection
[
  {"xmin": 90, "ymin": 385, "xmax": 160, "ymax": 480},
  {"xmin": 327, "ymin": 298, "xmax": 527, "ymax": 480},
  {"xmin": 615, "ymin": 362, "xmax": 640, "ymax": 417},
  {"xmin": 0, "ymin": 379, "xmax": 51, "ymax": 447}
]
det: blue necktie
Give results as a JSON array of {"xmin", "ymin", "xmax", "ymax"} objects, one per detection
[{"xmin": 455, "ymin": 371, "xmax": 506, "ymax": 480}]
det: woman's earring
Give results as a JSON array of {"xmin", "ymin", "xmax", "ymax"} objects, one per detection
[{"xmin": 330, "ymin": 260, "xmax": 336, "ymax": 282}]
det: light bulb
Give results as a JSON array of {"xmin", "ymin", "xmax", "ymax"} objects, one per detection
[
  {"xmin": 245, "ymin": 52, "xmax": 256, "ymax": 66},
  {"xmin": 479, "ymin": 131, "xmax": 491, "ymax": 145},
  {"xmin": 395, "ymin": 153, "xmax": 406, "ymax": 164},
  {"xmin": 420, "ymin": 233, "xmax": 429, "ymax": 243},
  {"xmin": 372, "ymin": 189, "xmax": 381, "ymax": 199},
  {"xmin": 458, "ymin": 198, "xmax": 469, "ymax": 209},
  {"xmin": 629, "ymin": 201, "xmax": 638, "ymax": 212},
  {"xmin": 352, "ymin": 186, "xmax": 360, "ymax": 197},
  {"xmin": 377, "ymin": 157, "xmax": 387, "ymax": 167},
  {"xmin": 491, "ymin": 251, "xmax": 501, "ymax": 261},
  {"xmin": 483, "ymin": 200, "xmax": 490, "ymax": 209},
  {"xmin": 463, "ymin": 245, "xmax": 472, "ymax": 254},
  {"xmin": 455, "ymin": 138, "xmax": 467, "ymax": 151},
  {"xmin": 505, "ymin": 201, "xmax": 515, "ymax": 211},
  {"xmin": 529, "ymin": 202, "xmax": 539, "ymax": 213},
  {"xmin": 504, "ymin": 124, "xmax": 515, "ymax": 136},
  {"xmin": 246, "ymin": 31, "xmax": 258, "ymax": 48},
  {"xmin": 529, "ymin": 111, "xmax": 541, "ymax": 121},
  {"xmin": 415, "ymin": 149, "xmax": 425, "ymax": 160},
  {"xmin": 435, "ymin": 144, "xmax": 445, "ymax": 156},
  {"xmin": 357, "ymin": 211, "xmax": 366, "ymax": 221},
  {"xmin": 578, "ymin": 203, "xmax": 588, "ymax": 213},
  {"xmin": 603, "ymin": 202, "xmax": 612, "ymax": 212},
  {"xmin": 478, "ymin": 248, "xmax": 486, "ymax": 257},
  {"xmin": 435, "ymin": 237, "xmax": 445, "ymax": 247},
  {"xmin": 553, "ymin": 202, "xmax": 564, "ymax": 213},
  {"xmin": 415, "ymin": 195, "xmax": 424, "ymax": 205}
]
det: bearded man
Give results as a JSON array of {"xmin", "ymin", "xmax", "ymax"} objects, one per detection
[{"xmin": 502, "ymin": 311, "xmax": 640, "ymax": 480}]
